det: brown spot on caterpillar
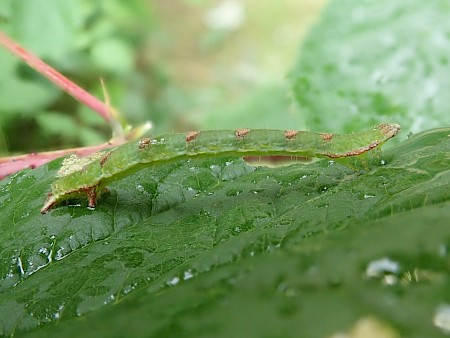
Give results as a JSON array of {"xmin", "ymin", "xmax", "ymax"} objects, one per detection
[
  {"xmin": 100, "ymin": 151, "xmax": 112, "ymax": 167},
  {"xmin": 284, "ymin": 130, "xmax": 299, "ymax": 140},
  {"xmin": 235, "ymin": 128, "xmax": 250, "ymax": 139},
  {"xmin": 186, "ymin": 131, "xmax": 200, "ymax": 143},
  {"xmin": 138, "ymin": 138, "xmax": 151, "ymax": 149},
  {"xmin": 321, "ymin": 133, "xmax": 333, "ymax": 141}
]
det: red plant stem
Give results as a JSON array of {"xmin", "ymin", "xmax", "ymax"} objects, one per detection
[
  {"xmin": 0, "ymin": 142, "xmax": 120, "ymax": 180},
  {"xmin": 0, "ymin": 30, "xmax": 113, "ymax": 124}
]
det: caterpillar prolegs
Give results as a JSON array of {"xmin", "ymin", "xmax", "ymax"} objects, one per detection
[{"xmin": 41, "ymin": 123, "xmax": 400, "ymax": 213}]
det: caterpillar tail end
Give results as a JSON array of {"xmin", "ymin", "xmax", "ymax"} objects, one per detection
[{"xmin": 41, "ymin": 193, "xmax": 57, "ymax": 214}]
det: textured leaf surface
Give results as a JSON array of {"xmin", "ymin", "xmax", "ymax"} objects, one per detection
[
  {"xmin": 291, "ymin": 0, "xmax": 450, "ymax": 133},
  {"xmin": 1, "ymin": 127, "xmax": 449, "ymax": 337}
]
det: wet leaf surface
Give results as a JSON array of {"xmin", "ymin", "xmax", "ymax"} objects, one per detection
[{"xmin": 1, "ymin": 128, "xmax": 449, "ymax": 337}]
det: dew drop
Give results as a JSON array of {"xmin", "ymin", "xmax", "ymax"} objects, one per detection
[
  {"xmin": 55, "ymin": 246, "xmax": 66, "ymax": 260},
  {"xmin": 53, "ymin": 304, "xmax": 65, "ymax": 319},
  {"xmin": 167, "ymin": 276, "xmax": 180, "ymax": 286},
  {"xmin": 38, "ymin": 247, "xmax": 48, "ymax": 255},
  {"xmin": 183, "ymin": 270, "xmax": 194, "ymax": 280},
  {"xmin": 365, "ymin": 257, "xmax": 400, "ymax": 285},
  {"xmin": 17, "ymin": 257, "xmax": 25, "ymax": 276},
  {"xmin": 123, "ymin": 282, "xmax": 138, "ymax": 295},
  {"xmin": 103, "ymin": 294, "xmax": 115, "ymax": 305},
  {"xmin": 366, "ymin": 257, "xmax": 400, "ymax": 277}
]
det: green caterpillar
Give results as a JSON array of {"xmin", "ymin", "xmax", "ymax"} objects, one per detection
[{"xmin": 41, "ymin": 123, "xmax": 400, "ymax": 213}]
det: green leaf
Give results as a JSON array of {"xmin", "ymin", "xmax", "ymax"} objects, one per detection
[
  {"xmin": 90, "ymin": 38, "xmax": 134, "ymax": 76},
  {"xmin": 290, "ymin": 0, "xmax": 450, "ymax": 133},
  {"xmin": 1, "ymin": 127, "xmax": 449, "ymax": 337},
  {"xmin": 0, "ymin": 52, "xmax": 59, "ymax": 116},
  {"xmin": 35, "ymin": 112, "xmax": 80, "ymax": 140},
  {"xmin": 11, "ymin": 0, "xmax": 84, "ymax": 60},
  {"xmin": 192, "ymin": 83, "xmax": 305, "ymax": 130}
]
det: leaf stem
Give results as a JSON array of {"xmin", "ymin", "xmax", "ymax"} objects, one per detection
[
  {"xmin": 0, "ymin": 143, "xmax": 117, "ymax": 180},
  {"xmin": 0, "ymin": 121, "xmax": 152, "ymax": 179}
]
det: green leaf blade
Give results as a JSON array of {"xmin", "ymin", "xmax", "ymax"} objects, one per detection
[{"xmin": 1, "ymin": 128, "xmax": 449, "ymax": 336}]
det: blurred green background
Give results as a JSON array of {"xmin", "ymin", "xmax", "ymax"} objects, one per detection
[
  {"xmin": 2, "ymin": 0, "xmax": 450, "ymax": 157},
  {"xmin": 0, "ymin": 0, "xmax": 325, "ymax": 156}
]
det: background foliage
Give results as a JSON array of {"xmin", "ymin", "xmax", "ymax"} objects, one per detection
[
  {"xmin": 1, "ymin": 0, "xmax": 450, "ymax": 337},
  {"xmin": 0, "ymin": 0, "xmax": 322, "ymax": 155},
  {"xmin": 291, "ymin": 0, "xmax": 450, "ymax": 134}
]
